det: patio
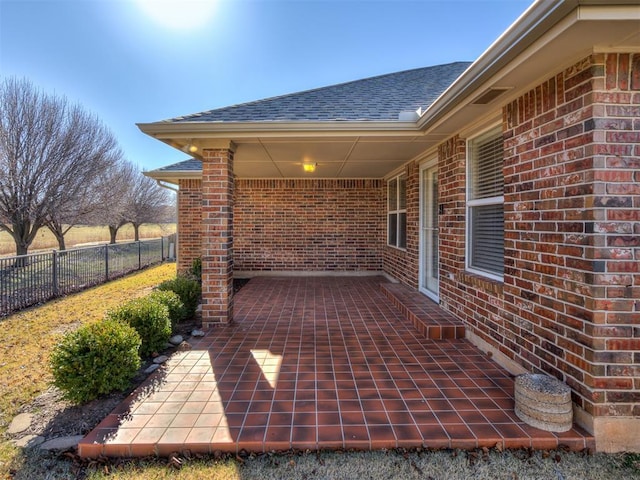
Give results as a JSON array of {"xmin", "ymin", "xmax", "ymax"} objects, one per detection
[{"xmin": 78, "ymin": 276, "xmax": 593, "ymax": 458}]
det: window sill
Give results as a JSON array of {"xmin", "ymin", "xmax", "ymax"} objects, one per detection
[{"xmin": 460, "ymin": 271, "xmax": 503, "ymax": 295}]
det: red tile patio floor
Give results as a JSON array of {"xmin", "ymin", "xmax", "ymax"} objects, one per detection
[{"xmin": 78, "ymin": 276, "xmax": 593, "ymax": 458}]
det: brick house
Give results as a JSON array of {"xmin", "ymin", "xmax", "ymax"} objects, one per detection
[{"xmin": 141, "ymin": 1, "xmax": 639, "ymax": 452}]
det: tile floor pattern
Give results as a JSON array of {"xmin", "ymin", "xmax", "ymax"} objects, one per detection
[{"xmin": 79, "ymin": 277, "xmax": 593, "ymax": 458}]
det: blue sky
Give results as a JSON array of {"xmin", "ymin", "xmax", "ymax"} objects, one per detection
[{"xmin": 1, "ymin": 0, "xmax": 532, "ymax": 171}]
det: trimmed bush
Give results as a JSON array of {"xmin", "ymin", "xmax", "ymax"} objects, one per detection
[
  {"xmin": 189, "ymin": 258, "xmax": 202, "ymax": 283},
  {"xmin": 148, "ymin": 289, "xmax": 186, "ymax": 329},
  {"xmin": 106, "ymin": 297, "xmax": 172, "ymax": 357},
  {"xmin": 50, "ymin": 319, "xmax": 141, "ymax": 404},
  {"xmin": 157, "ymin": 276, "xmax": 201, "ymax": 319}
]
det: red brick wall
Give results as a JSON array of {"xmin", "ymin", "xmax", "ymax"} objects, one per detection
[
  {"xmin": 436, "ymin": 136, "xmax": 507, "ymax": 353},
  {"xmin": 383, "ymin": 162, "xmax": 420, "ymax": 287},
  {"xmin": 500, "ymin": 53, "xmax": 640, "ymax": 419},
  {"xmin": 234, "ymin": 179, "xmax": 384, "ymax": 272},
  {"xmin": 177, "ymin": 179, "xmax": 202, "ymax": 273}
]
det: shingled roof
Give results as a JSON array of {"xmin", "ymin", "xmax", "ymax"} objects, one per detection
[
  {"xmin": 153, "ymin": 158, "xmax": 202, "ymax": 172},
  {"xmin": 164, "ymin": 62, "xmax": 471, "ymax": 123}
]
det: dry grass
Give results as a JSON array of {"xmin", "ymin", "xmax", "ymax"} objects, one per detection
[
  {"xmin": 0, "ymin": 224, "xmax": 176, "ymax": 256},
  {"xmin": 0, "ymin": 263, "xmax": 177, "ymax": 478},
  {"xmin": 10, "ymin": 448, "xmax": 638, "ymax": 480}
]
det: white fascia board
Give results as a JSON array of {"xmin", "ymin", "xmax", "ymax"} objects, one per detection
[
  {"xmin": 136, "ymin": 120, "xmax": 421, "ymax": 140},
  {"xmin": 143, "ymin": 170, "xmax": 201, "ymax": 183},
  {"xmin": 577, "ymin": 3, "xmax": 640, "ymax": 21}
]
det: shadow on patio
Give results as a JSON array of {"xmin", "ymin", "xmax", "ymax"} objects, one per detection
[{"xmin": 78, "ymin": 276, "xmax": 593, "ymax": 458}]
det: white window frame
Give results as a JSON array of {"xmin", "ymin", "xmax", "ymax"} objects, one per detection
[
  {"xmin": 466, "ymin": 126, "xmax": 504, "ymax": 281},
  {"xmin": 387, "ymin": 173, "xmax": 407, "ymax": 250}
]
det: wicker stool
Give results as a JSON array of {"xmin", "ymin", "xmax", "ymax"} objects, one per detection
[{"xmin": 514, "ymin": 374, "xmax": 573, "ymax": 432}]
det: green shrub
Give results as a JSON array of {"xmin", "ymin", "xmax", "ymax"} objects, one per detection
[
  {"xmin": 50, "ymin": 319, "xmax": 141, "ymax": 404},
  {"xmin": 148, "ymin": 289, "xmax": 186, "ymax": 329},
  {"xmin": 189, "ymin": 258, "xmax": 202, "ymax": 283},
  {"xmin": 157, "ymin": 276, "xmax": 201, "ymax": 318},
  {"xmin": 106, "ymin": 297, "xmax": 172, "ymax": 357}
]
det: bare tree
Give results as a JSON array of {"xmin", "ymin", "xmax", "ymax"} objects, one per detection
[
  {"xmin": 129, "ymin": 173, "xmax": 173, "ymax": 241},
  {"xmin": 88, "ymin": 160, "xmax": 137, "ymax": 244},
  {"xmin": 43, "ymin": 171, "xmax": 109, "ymax": 251},
  {"xmin": 0, "ymin": 77, "xmax": 122, "ymax": 256}
]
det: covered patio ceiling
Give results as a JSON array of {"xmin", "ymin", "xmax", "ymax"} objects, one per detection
[{"xmin": 229, "ymin": 134, "xmax": 434, "ymax": 178}]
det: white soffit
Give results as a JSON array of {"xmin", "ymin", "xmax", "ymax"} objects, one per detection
[
  {"xmin": 338, "ymin": 161, "xmax": 406, "ymax": 178},
  {"xmin": 230, "ymin": 135, "xmax": 433, "ymax": 178},
  {"xmin": 234, "ymin": 161, "xmax": 283, "ymax": 178},
  {"xmin": 348, "ymin": 140, "xmax": 432, "ymax": 162},
  {"xmin": 262, "ymin": 141, "xmax": 354, "ymax": 163}
]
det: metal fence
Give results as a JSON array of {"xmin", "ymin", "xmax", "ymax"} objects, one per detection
[{"xmin": 0, "ymin": 235, "xmax": 176, "ymax": 318}]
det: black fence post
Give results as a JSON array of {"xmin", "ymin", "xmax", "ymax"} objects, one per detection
[
  {"xmin": 161, "ymin": 236, "xmax": 164, "ymax": 261},
  {"xmin": 105, "ymin": 244, "xmax": 109, "ymax": 282},
  {"xmin": 138, "ymin": 241, "xmax": 141, "ymax": 270},
  {"xmin": 52, "ymin": 250, "xmax": 58, "ymax": 297}
]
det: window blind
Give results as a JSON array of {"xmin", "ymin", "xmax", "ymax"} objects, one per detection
[
  {"xmin": 468, "ymin": 128, "xmax": 504, "ymax": 278},
  {"xmin": 471, "ymin": 133, "xmax": 504, "ymax": 199}
]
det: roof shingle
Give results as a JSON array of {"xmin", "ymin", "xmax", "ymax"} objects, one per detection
[
  {"xmin": 153, "ymin": 158, "xmax": 202, "ymax": 172},
  {"xmin": 164, "ymin": 62, "xmax": 471, "ymax": 123}
]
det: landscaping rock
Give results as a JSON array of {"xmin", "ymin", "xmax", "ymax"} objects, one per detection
[
  {"xmin": 8, "ymin": 413, "xmax": 33, "ymax": 434},
  {"xmin": 13, "ymin": 435, "xmax": 45, "ymax": 448},
  {"xmin": 144, "ymin": 364, "xmax": 160, "ymax": 374},
  {"xmin": 169, "ymin": 335, "xmax": 183, "ymax": 346},
  {"xmin": 153, "ymin": 355, "xmax": 169, "ymax": 364},
  {"xmin": 39, "ymin": 435, "xmax": 85, "ymax": 451},
  {"xmin": 191, "ymin": 329, "xmax": 205, "ymax": 337},
  {"xmin": 177, "ymin": 341, "xmax": 192, "ymax": 351}
]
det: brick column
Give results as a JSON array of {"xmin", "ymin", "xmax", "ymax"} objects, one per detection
[{"xmin": 201, "ymin": 144, "xmax": 235, "ymax": 326}]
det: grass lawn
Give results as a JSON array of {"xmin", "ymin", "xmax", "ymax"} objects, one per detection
[
  {"xmin": 13, "ymin": 448, "xmax": 640, "ymax": 479},
  {"xmin": 0, "ymin": 262, "xmax": 638, "ymax": 479}
]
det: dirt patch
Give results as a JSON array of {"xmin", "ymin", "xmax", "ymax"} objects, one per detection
[
  {"xmin": 19, "ymin": 388, "xmax": 123, "ymax": 440},
  {"xmin": 49, "ymin": 321, "xmax": 82, "ymax": 336}
]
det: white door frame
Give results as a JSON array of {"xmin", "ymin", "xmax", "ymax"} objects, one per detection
[{"xmin": 419, "ymin": 160, "xmax": 439, "ymax": 303}]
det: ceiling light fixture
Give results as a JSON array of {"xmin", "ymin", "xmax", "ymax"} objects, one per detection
[
  {"xmin": 181, "ymin": 142, "xmax": 198, "ymax": 154},
  {"xmin": 303, "ymin": 162, "xmax": 317, "ymax": 173}
]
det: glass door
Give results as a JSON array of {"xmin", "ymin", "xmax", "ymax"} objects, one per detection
[{"xmin": 420, "ymin": 164, "xmax": 439, "ymax": 302}]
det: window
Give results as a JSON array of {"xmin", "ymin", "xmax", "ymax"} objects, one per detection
[
  {"xmin": 467, "ymin": 127, "xmax": 504, "ymax": 279},
  {"xmin": 388, "ymin": 174, "xmax": 407, "ymax": 249}
]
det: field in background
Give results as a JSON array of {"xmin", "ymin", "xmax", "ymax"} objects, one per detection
[{"xmin": 0, "ymin": 224, "xmax": 176, "ymax": 256}]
